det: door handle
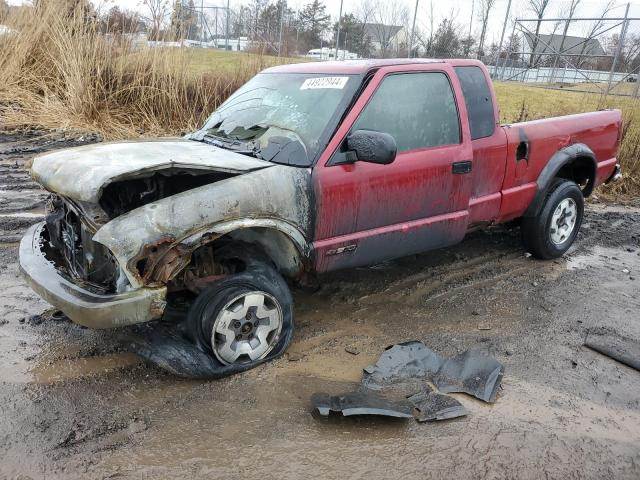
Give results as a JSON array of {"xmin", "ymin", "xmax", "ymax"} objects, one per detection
[{"xmin": 452, "ymin": 160, "xmax": 472, "ymax": 174}]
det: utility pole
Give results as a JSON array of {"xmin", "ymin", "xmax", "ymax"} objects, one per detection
[
  {"xmin": 468, "ymin": 0, "xmax": 474, "ymax": 42},
  {"xmin": 408, "ymin": 0, "xmax": 419, "ymax": 58},
  {"xmin": 495, "ymin": 0, "xmax": 512, "ymax": 76},
  {"xmin": 225, "ymin": 0, "xmax": 230, "ymax": 51},
  {"xmin": 335, "ymin": 0, "xmax": 344, "ymax": 60},
  {"xmin": 201, "ymin": 0, "xmax": 205, "ymax": 43},
  {"xmin": 278, "ymin": 0, "xmax": 286, "ymax": 57}
]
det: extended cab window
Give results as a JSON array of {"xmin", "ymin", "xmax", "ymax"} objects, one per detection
[
  {"xmin": 352, "ymin": 72, "xmax": 460, "ymax": 152},
  {"xmin": 454, "ymin": 66, "xmax": 495, "ymax": 140}
]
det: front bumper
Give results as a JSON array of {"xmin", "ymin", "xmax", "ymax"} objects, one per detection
[{"xmin": 19, "ymin": 223, "xmax": 166, "ymax": 329}]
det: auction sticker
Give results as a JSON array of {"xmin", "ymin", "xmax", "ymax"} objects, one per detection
[{"xmin": 300, "ymin": 77, "xmax": 349, "ymax": 90}]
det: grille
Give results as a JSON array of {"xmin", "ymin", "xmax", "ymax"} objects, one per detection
[{"xmin": 45, "ymin": 197, "xmax": 118, "ymax": 292}]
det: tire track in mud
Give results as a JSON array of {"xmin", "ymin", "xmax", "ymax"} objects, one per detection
[{"xmin": 1, "ymin": 131, "xmax": 640, "ymax": 479}]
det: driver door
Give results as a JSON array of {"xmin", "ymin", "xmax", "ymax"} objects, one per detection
[{"xmin": 312, "ymin": 64, "xmax": 473, "ymax": 272}]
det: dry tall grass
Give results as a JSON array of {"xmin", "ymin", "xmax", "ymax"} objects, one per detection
[{"xmin": 0, "ymin": 2, "xmax": 266, "ymax": 139}]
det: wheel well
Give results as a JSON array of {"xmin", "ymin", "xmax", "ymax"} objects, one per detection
[
  {"xmin": 161, "ymin": 227, "xmax": 307, "ymax": 291},
  {"xmin": 555, "ymin": 155, "xmax": 596, "ymax": 197},
  {"xmin": 224, "ymin": 227, "xmax": 306, "ymax": 277}
]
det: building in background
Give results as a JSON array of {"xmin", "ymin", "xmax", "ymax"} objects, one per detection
[
  {"xmin": 522, "ymin": 33, "xmax": 605, "ymax": 68},
  {"xmin": 362, "ymin": 23, "xmax": 407, "ymax": 57}
]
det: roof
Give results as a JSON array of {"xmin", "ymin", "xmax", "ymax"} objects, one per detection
[
  {"xmin": 523, "ymin": 33, "xmax": 605, "ymax": 56},
  {"xmin": 263, "ymin": 58, "xmax": 445, "ymax": 75},
  {"xmin": 362, "ymin": 23, "xmax": 404, "ymax": 41}
]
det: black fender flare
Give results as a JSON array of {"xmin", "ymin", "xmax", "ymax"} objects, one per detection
[{"xmin": 524, "ymin": 143, "xmax": 597, "ymax": 218}]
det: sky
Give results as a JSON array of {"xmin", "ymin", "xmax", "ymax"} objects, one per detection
[{"xmin": 8, "ymin": 0, "xmax": 640, "ymax": 46}]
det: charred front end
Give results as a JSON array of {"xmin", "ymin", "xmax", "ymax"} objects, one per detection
[
  {"xmin": 44, "ymin": 195, "xmax": 120, "ymax": 293},
  {"xmin": 19, "ymin": 139, "xmax": 313, "ymax": 330}
]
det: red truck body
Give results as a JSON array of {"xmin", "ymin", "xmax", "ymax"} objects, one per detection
[
  {"xmin": 266, "ymin": 59, "xmax": 622, "ymax": 272},
  {"xmin": 20, "ymin": 58, "xmax": 622, "ymax": 370}
]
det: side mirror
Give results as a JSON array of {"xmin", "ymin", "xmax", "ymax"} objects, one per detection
[{"xmin": 346, "ymin": 130, "xmax": 397, "ymax": 165}]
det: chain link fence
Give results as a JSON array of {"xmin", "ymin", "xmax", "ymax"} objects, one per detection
[{"xmin": 488, "ymin": 8, "xmax": 640, "ymax": 97}]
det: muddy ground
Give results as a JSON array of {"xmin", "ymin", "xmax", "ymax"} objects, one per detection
[{"xmin": 1, "ymin": 131, "xmax": 639, "ymax": 480}]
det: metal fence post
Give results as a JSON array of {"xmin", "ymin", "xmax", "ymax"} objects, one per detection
[
  {"xmin": 500, "ymin": 20, "xmax": 517, "ymax": 81},
  {"xmin": 606, "ymin": 3, "xmax": 630, "ymax": 96},
  {"xmin": 495, "ymin": 0, "xmax": 512, "ymax": 80}
]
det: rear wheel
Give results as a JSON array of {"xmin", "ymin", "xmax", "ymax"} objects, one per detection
[
  {"xmin": 187, "ymin": 263, "xmax": 294, "ymax": 366},
  {"xmin": 521, "ymin": 179, "xmax": 584, "ymax": 259}
]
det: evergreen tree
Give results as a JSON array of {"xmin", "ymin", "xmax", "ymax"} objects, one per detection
[{"xmin": 298, "ymin": 0, "xmax": 330, "ymax": 51}]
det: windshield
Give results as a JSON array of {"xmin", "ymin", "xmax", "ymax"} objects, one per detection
[{"xmin": 191, "ymin": 73, "xmax": 359, "ymax": 166}]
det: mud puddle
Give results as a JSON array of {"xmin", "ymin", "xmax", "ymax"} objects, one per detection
[
  {"xmin": 567, "ymin": 244, "xmax": 638, "ymax": 274},
  {"xmin": 1, "ymin": 131, "xmax": 639, "ymax": 479}
]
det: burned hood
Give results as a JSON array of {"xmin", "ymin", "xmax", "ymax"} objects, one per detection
[
  {"xmin": 30, "ymin": 138, "xmax": 274, "ymax": 203},
  {"xmin": 93, "ymin": 164, "xmax": 312, "ymax": 287}
]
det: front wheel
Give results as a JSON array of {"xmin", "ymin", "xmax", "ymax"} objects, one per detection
[
  {"xmin": 187, "ymin": 263, "xmax": 294, "ymax": 367},
  {"xmin": 521, "ymin": 179, "xmax": 584, "ymax": 259}
]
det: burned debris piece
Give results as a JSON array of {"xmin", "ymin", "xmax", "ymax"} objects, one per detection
[
  {"xmin": 407, "ymin": 387, "xmax": 467, "ymax": 422},
  {"xmin": 311, "ymin": 391, "xmax": 414, "ymax": 419},
  {"xmin": 362, "ymin": 341, "xmax": 444, "ymax": 390},
  {"xmin": 584, "ymin": 332, "xmax": 640, "ymax": 372},
  {"xmin": 433, "ymin": 351, "xmax": 504, "ymax": 403},
  {"xmin": 363, "ymin": 341, "xmax": 504, "ymax": 403}
]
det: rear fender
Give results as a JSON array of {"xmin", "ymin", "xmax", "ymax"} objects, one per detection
[{"xmin": 524, "ymin": 143, "xmax": 596, "ymax": 218}]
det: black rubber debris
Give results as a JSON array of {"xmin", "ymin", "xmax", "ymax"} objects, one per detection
[
  {"xmin": 433, "ymin": 350, "xmax": 504, "ymax": 403},
  {"xmin": 584, "ymin": 332, "xmax": 640, "ymax": 372},
  {"xmin": 311, "ymin": 391, "xmax": 415, "ymax": 419},
  {"xmin": 125, "ymin": 321, "xmax": 289, "ymax": 379},
  {"xmin": 407, "ymin": 387, "xmax": 467, "ymax": 422},
  {"xmin": 363, "ymin": 341, "xmax": 504, "ymax": 403}
]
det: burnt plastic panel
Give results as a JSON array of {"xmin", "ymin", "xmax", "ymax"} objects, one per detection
[{"xmin": 311, "ymin": 391, "xmax": 414, "ymax": 418}]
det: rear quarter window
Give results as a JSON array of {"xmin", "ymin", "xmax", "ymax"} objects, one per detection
[{"xmin": 454, "ymin": 66, "xmax": 495, "ymax": 140}]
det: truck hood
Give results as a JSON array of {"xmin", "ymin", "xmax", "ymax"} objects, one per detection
[{"xmin": 30, "ymin": 138, "xmax": 274, "ymax": 203}]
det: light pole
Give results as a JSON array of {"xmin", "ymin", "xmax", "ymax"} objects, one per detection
[{"xmin": 335, "ymin": 0, "xmax": 344, "ymax": 60}]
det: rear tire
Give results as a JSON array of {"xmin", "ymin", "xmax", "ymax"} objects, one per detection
[
  {"xmin": 187, "ymin": 262, "xmax": 294, "ymax": 367},
  {"xmin": 521, "ymin": 179, "xmax": 584, "ymax": 259}
]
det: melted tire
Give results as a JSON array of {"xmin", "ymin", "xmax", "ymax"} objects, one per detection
[
  {"xmin": 186, "ymin": 262, "xmax": 294, "ymax": 369},
  {"xmin": 521, "ymin": 178, "xmax": 584, "ymax": 260}
]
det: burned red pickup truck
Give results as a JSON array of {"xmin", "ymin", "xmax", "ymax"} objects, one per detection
[{"xmin": 20, "ymin": 59, "xmax": 621, "ymax": 373}]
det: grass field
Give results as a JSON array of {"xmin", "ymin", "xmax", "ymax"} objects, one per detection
[{"xmin": 184, "ymin": 48, "xmax": 307, "ymax": 76}]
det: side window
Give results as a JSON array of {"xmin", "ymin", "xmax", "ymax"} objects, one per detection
[
  {"xmin": 454, "ymin": 66, "xmax": 495, "ymax": 140},
  {"xmin": 352, "ymin": 72, "xmax": 460, "ymax": 152}
]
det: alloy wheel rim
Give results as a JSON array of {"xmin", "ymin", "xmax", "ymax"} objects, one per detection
[
  {"xmin": 211, "ymin": 291, "xmax": 283, "ymax": 365},
  {"xmin": 550, "ymin": 198, "xmax": 578, "ymax": 245}
]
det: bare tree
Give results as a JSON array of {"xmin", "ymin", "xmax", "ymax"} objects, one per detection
[
  {"xmin": 575, "ymin": 0, "xmax": 615, "ymax": 68},
  {"xmin": 527, "ymin": 0, "xmax": 552, "ymax": 66},
  {"xmin": 477, "ymin": 0, "xmax": 496, "ymax": 58},
  {"xmin": 415, "ymin": 0, "xmax": 435, "ymax": 56},
  {"xmin": 141, "ymin": 0, "xmax": 169, "ymax": 40},
  {"xmin": 550, "ymin": 0, "xmax": 580, "ymax": 80}
]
